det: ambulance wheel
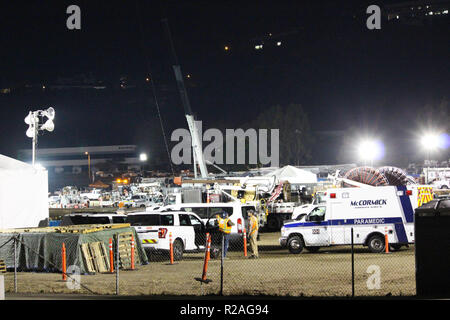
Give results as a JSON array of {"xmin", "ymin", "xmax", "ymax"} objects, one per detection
[
  {"xmin": 368, "ymin": 235, "xmax": 385, "ymax": 253},
  {"xmin": 173, "ymin": 239, "xmax": 184, "ymax": 261},
  {"xmin": 306, "ymin": 246, "xmax": 320, "ymax": 253},
  {"xmin": 287, "ymin": 236, "xmax": 304, "ymax": 254}
]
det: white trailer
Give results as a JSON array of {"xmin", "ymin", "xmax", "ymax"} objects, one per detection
[{"xmin": 280, "ymin": 185, "xmax": 431, "ymax": 253}]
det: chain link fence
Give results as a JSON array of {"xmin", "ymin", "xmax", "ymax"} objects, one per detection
[{"xmin": 0, "ymin": 224, "xmax": 416, "ymax": 297}]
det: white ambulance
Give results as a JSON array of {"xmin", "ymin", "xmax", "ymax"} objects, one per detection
[{"xmin": 280, "ymin": 185, "xmax": 431, "ymax": 253}]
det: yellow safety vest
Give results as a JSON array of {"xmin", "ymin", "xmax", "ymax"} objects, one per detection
[
  {"xmin": 217, "ymin": 216, "xmax": 232, "ymax": 234},
  {"xmin": 249, "ymin": 216, "xmax": 258, "ymax": 236}
]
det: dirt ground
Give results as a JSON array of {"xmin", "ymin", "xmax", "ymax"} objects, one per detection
[{"xmin": 2, "ymin": 232, "xmax": 416, "ymax": 297}]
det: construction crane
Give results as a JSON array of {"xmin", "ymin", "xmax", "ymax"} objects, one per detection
[{"xmin": 161, "ymin": 18, "xmax": 208, "ymax": 179}]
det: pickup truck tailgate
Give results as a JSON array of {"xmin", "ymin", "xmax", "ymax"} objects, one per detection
[{"xmin": 134, "ymin": 226, "xmax": 159, "ymax": 245}]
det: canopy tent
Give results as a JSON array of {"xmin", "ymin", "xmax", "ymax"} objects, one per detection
[
  {"xmin": 0, "ymin": 154, "xmax": 49, "ymax": 229},
  {"xmin": 89, "ymin": 180, "xmax": 109, "ymax": 189},
  {"xmin": 263, "ymin": 165, "xmax": 318, "ymax": 184}
]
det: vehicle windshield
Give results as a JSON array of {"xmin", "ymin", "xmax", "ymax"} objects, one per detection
[
  {"xmin": 308, "ymin": 206, "xmax": 326, "ymax": 221},
  {"xmin": 127, "ymin": 214, "xmax": 174, "ymax": 226},
  {"xmin": 182, "ymin": 207, "xmax": 208, "ymax": 219},
  {"xmin": 313, "ymin": 193, "xmax": 326, "ymax": 204}
]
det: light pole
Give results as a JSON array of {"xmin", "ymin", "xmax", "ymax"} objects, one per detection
[
  {"xmin": 25, "ymin": 107, "xmax": 55, "ymax": 166},
  {"xmin": 85, "ymin": 152, "xmax": 91, "ymax": 183},
  {"xmin": 140, "ymin": 153, "xmax": 148, "ymax": 174}
]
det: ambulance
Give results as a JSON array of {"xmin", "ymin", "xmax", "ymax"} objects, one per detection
[{"xmin": 279, "ymin": 185, "xmax": 433, "ymax": 253}]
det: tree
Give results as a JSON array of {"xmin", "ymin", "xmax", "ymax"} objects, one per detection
[{"xmin": 248, "ymin": 103, "xmax": 313, "ymax": 166}]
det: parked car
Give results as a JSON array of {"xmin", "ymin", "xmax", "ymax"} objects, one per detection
[
  {"xmin": 162, "ymin": 202, "xmax": 256, "ymax": 243},
  {"xmin": 60, "ymin": 212, "xmax": 127, "ymax": 226},
  {"xmin": 127, "ymin": 210, "xmax": 212, "ymax": 260},
  {"xmin": 432, "ymin": 179, "xmax": 450, "ymax": 190},
  {"xmin": 80, "ymin": 189, "xmax": 102, "ymax": 200},
  {"xmin": 129, "ymin": 194, "xmax": 155, "ymax": 208}
]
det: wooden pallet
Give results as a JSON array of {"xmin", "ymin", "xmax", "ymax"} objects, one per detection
[
  {"xmin": 0, "ymin": 259, "xmax": 6, "ymax": 273},
  {"xmin": 80, "ymin": 243, "xmax": 96, "ymax": 273},
  {"xmin": 117, "ymin": 232, "xmax": 140, "ymax": 269},
  {"xmin": 89, "ymin": 242, "xmax": 110, "ymax": 273},
  {"xmin": 80, "ymin": 242, "xmax": 111, "ymax": 273}
]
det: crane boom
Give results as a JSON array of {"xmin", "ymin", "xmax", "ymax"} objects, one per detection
[{"xmin": 161, "ymin": 18, "xmax": 208, "ymax": 178}]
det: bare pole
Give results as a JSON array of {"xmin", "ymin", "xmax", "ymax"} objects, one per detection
[
  {"xmin": 14, "ymin": 236, "xmax": 17, "ymax": 293},
  {"xmin": 31, "ymin": 112, "xmax": 37, "ymax": 166}
]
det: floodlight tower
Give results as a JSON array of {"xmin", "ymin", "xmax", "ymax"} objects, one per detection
[{"xmin": 24, "ymin": 107, "xmax": 55, "ymax": 166}]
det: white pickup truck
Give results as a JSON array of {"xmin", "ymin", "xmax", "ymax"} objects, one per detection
[
  {"xmin": 127, "ymin": 210, "xmax": 210, "ymax": 260},
  {"xmin": 80, "ymin": 189, "xmax": 102, "ymax": 200},
  {"xmin": 432, "ymin": 179, "xmax": 449, "ymax": 190}
]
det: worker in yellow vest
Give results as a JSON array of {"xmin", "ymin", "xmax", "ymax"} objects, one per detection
[
  {"xmin": 247, "ymin": 210, "xmax": 259, "ymax": 258},
  {"xmin": 216, "ymin": 212, "xmax": 234, "ymax": 258}
]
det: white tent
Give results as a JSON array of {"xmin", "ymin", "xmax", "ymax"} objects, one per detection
[
  {"xmin": 0, "ymin": 155, "xmax": 49, "ymax": 229},
  {"xmin": 263, "ymin": 165, "xmax": 318, "ymax": 184}
]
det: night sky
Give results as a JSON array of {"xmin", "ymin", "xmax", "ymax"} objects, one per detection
[{"xmin": 0, "ymin": 1, "xmax": 449, "ymax": 166}]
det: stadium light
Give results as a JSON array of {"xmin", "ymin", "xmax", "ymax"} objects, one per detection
[
  {"xmin": 24, "ymin": 107, "xmax": 56, "ymax": 166},
  {"xmin": 421, "ymin": 133, "xmax": 440, "ymax": 151},
  {"xmin": 358, "ymin": 139, "xmax": 384, "ymax": 166},
  {"xmin": 140, "ymin": 153, "xmax": 148, "ymax": 162}
]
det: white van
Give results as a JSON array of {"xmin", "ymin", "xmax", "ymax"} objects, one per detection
[
  {"xmin": 280, "ymin": 185, "xmax": 428, "ymax": 253},
  {"xmin": 160, "ymin": 202, "xmax": 256, "ymax": 242}
]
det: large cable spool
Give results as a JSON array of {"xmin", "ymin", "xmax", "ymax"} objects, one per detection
[
  {"xmin": 342, "ymin": 166, "xmax": 389, "ymax": 187},
  {"xmin": 378, "ymin": 166, "xmax": 410, "ymax": 186}
]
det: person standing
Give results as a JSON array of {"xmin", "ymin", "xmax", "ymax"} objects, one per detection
[
  {"xmin": 216, "ymin": 212, "xmax": 234, "ymax": 258},
  {"xmin": 248, "ymin": 210, "xmax": 259, "ymax": 258}
]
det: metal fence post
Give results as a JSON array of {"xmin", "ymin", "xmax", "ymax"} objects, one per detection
[
  {"xmin": 116, "ymin": 234, "xmax": 119, "ymax": 295},
  {"xmin": 14, "ymin": 236, "xmax": 17, "ymax": 293},
  {"xmin": 351, "ymin": 228, "xmax": 355, "ymax": 298}
]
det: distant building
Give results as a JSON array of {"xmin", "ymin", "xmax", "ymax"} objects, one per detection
[{"xmin": 17, "ymin": 145, "xmax": 144, "ymax": 175}]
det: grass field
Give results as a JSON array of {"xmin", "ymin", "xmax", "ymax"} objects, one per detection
[{"xmin": 2, "ymin": 232, "xmax": 416, "ymax": 297}]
